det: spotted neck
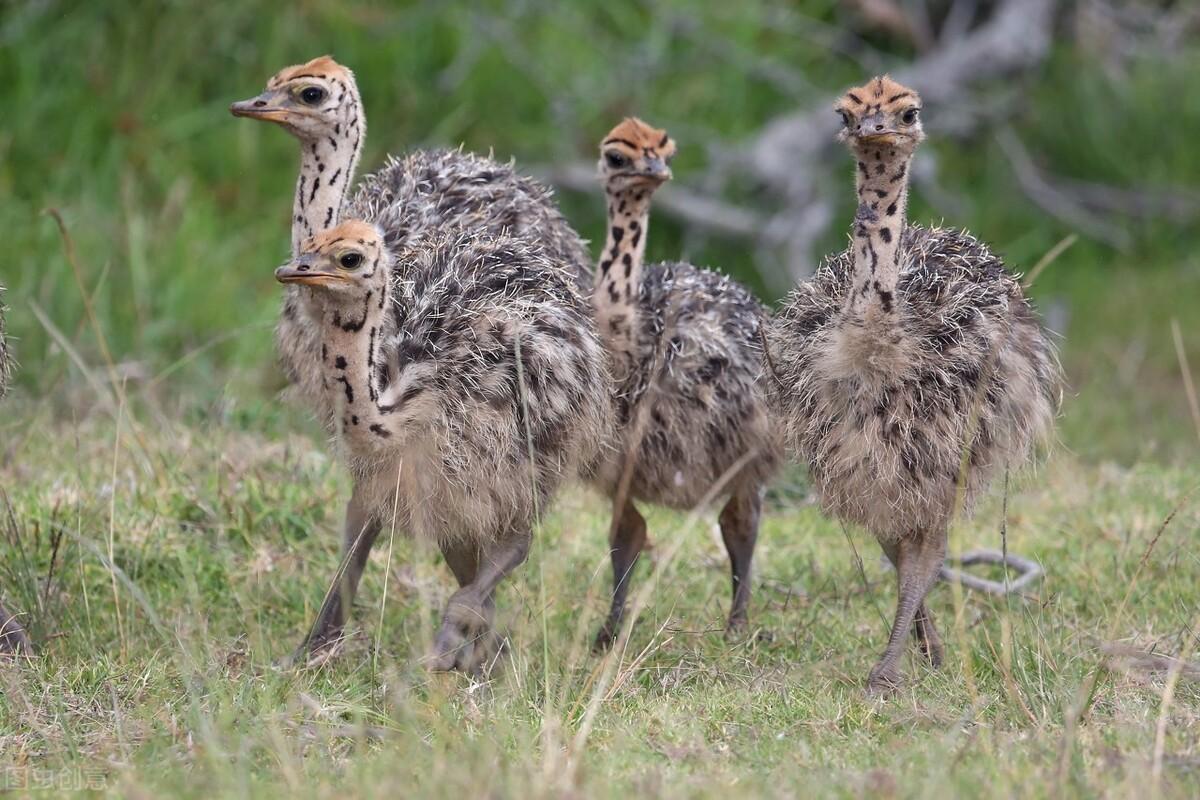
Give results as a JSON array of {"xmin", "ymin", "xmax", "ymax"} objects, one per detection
[
  {"xmin": 594, "ymin": 185, "xmax": 653, "ymax": 371},
  {"xmin": 313, "ymin": 283, "xmax": 393, "ymax": 450},
  {"xmin": 845, "ymin": 144, "xmax": 913, "ymax": 317},
  {"xmin": 291, "ymin": 86, "xmax": 365, "ymax": 255}
]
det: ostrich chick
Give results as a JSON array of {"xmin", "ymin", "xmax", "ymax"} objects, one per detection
[
  {"xmin": 278, "ymin": 220, "xmax": 610, "ymax": 671},
  {"xmin": 0, "ymin": 285, "xmax": 30, "ymax": 657},
  {"xmin": 590, "ymin": 118, "xmax": 780, "ymax": 649},
  {"xmin": 765, "ymin": 77, "xmax": 1060, "ymax": 695},
  {"xmin": 231, "ymin": 56, "xmax": 592, "ymax": 432}
]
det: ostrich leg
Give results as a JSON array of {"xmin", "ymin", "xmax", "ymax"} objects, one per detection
[
  {"xmin": 719, "ymin": 486, "xmax": 763, "ymax": 635},
  {"xmin": 301, "ymin": 485, "xmax": 381, "ymax": 656},
  {"xmin": 880, "ymin": 542, "xmax": 944, "ymax": 667},
  {"xmin": 593, "ymin": 500, "xmax": 649, "ymax": 652},
  {"xmin": 431, "ymin": 527, "xmax": 532, "ymax": 674},
  {"xmin": 868, "ymin": 530, "xmax": 947, "ymax": 696}
]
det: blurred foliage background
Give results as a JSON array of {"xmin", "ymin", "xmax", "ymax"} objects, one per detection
[{"xmin": 1, "ymin": 0, "xmax": 1197, "ymax": 463}]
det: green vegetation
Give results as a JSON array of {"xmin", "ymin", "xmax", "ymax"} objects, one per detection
[
  {"xmin": 2, "ymin": 408, "xmax": 1197, "ymax": 797},
  {"xmin": 1, "ymin": 0, "xmax": 1197, "ymax": 796}
]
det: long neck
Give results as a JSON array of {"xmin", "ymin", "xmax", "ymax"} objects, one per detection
[
  {"xmin": 594, "ymin": 185, "xmax": 652, "ymax": 367},
  {"xmin": 845, "ymin": 145, "xmax": 913, "ymax": 316},
  {"xmin": 291, "ymin": 89, "xmax": 365, "ymax": 256},
  {"xmin": 315, "ymin": 284, "xmax": 392, "ymax": 448}
]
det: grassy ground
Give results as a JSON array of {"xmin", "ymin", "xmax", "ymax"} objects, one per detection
[{"xmin": 1, "ymin": 398, "xmax": 1198, "ymax": 798}]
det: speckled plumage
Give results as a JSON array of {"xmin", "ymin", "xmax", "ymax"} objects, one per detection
[
  {"xmin": 281, "ymin": 220, "xmax": 611, "ymax": 670},
  {"xmin": 354, "ymin": 148, "xmax": 592, "ymax": 288},
  {"xmin": 766, "ymin": 224, "xmax": 1059, "ymax": 539},
  {"xmin": 304, "ymin": 224, "xmax": 610, "ymax": 544},
  {"xmin": 765, "ymin": 76, "xmax": 1060, "ymax": 693},
  {"xmin": 278, "ymin": 149, "xmax": 594, "ymax": 431},
  {"xmin": 234, "ymin": 58, "xmax": 591, "ymax": 432},
  {"xmin": 590, "ymin": 119, "xmax": 780, "ymax": 647},
  {"xmin": 595, "ymin": 261, "xmax": 779, "ymax": 509}
]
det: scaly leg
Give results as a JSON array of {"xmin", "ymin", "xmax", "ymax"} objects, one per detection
[
  {"xmin": 300, "ymin": 484, "xmax": 381, "ymax": 657},
  {"xmin": 868, "ymin": 530, "xmax": 947, "ymax": 696},
  {"xmin": 880, "ymin": 541, "xmax": 944, "ymax": 667},
  {"xmin": 593, "ymin": 500, "xmax": 648, "ymax": 652},
  {"xmin": 719, "ymin": 486, "xmax": 763, "ymax": 635},
  {"xmin": 431, "ymin": 527, "xmax": 532, "ymax": 674}
]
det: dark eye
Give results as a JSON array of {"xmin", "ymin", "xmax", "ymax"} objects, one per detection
[
  {"xmin": 838, "ymin": 111, "xmax": 852, "ymax": 128},
  {"xmin": 339, "ymin": 252, "xmax": 363, "ymax": 270},
  {"xmin": 901, "ymin": 108, "xmax": 919, "ymax": 125},
  {"xmin": 605, "ymin": 151, "xmax": 629, "ymax": 169},
  {"xmin": 300, "ymin": 86, "xmax": 326, "ymax": 105}
]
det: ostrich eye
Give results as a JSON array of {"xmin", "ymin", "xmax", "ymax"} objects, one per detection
[
  {"xmin": 838, "ymin": 110, "xmax": 852, "ymax": 128},
  {"xmin": 605, "ymin": 151, "xmax": 629, "ymax": 169},
  {"xmin": 299, "ymin": 86, "xmax": 327, "ymax": 105},
  {"xmin": 339, "ymin": 252, "xmax": 363, "ymax": 270},
  {"xmin": 901, "ymin": 108, "xmax": 919, "ymax": 125},
  {"xmin": 664, "ymin": 150, "xmax": 676, "ymax": 164}
]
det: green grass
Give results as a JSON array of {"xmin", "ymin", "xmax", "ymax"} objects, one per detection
[
  {"xmin": 3, "ymin": 0, "xmax": 1200, "ymax": 796},
  {"xmin": 2, "ymin": 400, "xmax": 1199, "ymax": 797}
]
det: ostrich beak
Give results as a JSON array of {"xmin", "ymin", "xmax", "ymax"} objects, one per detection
[
  {"xmin": 642, "ymin": 157, "xmax": 672, "ymax": 182},
  {"xmin": 275, "ymin": 261, "xmax": 348, "ymax": 287},
  {"xmin": 230, "ymin": 93, "xmax": 290, "ymax": 123},
  {"xmin": 853, "ymin": 111, "xmax": 898, "ymax": 141}
]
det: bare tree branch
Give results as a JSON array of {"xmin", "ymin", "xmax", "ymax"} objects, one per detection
[
  {"xmin": 539, "ymin": 162, "xmax": 768, "ymax": 240},
  {"xmin": 741, "ymin": 0, "xmax": 1058, "ymax": 280},
  {"xmin": 995, "ymin": 127, "xmax": 1132, "ymax": 250}
]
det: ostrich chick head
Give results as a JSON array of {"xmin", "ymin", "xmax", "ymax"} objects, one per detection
[
  {"xmin": 598, "ymin": 117, "xmax": 676, "ymax": 193},
  {"xmin": 230, "ymin": 55, "xmax": 358, "ymax": 141},
  {"xmin": 276, "ymin": 220, "xmax": 388, "ymax": 307},
  {"xmin": 835, "ymin": 76, "xmax": 924, "ymax": 155}
]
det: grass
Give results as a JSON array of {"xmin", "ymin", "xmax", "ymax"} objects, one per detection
[
  {"xmin": 1, "ymin": 399, "xmax": 1199, "ymax": 797},
  {"xmin": 2, "ymin": 0, "xmax": 1200, "ymax": 796}
]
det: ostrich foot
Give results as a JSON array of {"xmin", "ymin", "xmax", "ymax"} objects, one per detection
[
  {"xmin": 430, "ymin": 593, "xmax": 496, "ymax": 675},
  {"xmin": 592, "ymin": 610, "xmax": 624, "ymax": 653},
  {"xmin": 866, "ymin": 665, "xmax": 903, "ymax": 698}
]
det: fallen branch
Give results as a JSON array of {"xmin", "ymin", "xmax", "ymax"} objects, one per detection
[
  {"xmin": 741, "ymin": 0, "xmax": 1057, "ymax": 280},
  {"xmin": 538, "ymin": 162, "xmax": 768, "ymax": 240},
  {"xmin": 1101, "ymin": 642, "xmax": 1200, "ymax": 683},
  {"xmin": 995, "ymin": 127, "xmax": 1132, "ymax": 250}
]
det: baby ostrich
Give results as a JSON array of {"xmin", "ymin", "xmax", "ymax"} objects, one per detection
[
  {"xmin": 0, "ymin": 286, "xmax": 31, "ymax": 656},
  {"xmin": 232, "ymin": 56, "xmax": 600, "ymax": 657},
  {"xmin": 231, "ymin": 56, "xmax": 592, "ymax": 431},
  {"xmin": 764, "ymin": 77, "xmax": 1060, "ymax": 695},
  {"xmin": 590, "ymin": 118, "xmax": 780, "ymax": 649},
  {"xmin": 276, "ymin": 220, "xmax": 610, "ymax": 671}
]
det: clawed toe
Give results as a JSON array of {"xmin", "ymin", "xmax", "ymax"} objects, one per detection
[
  {"xmin": 431, "ymin": 598, "xmax": 496, "ymax": 675},
  {"xmin": 593, "ymin": 615, "xmax": 623, "ymax": 653},
  {"xmin": 866, "ymin": 667, "xmax": 902, "ymax": 698},
  {"xmin": 919, "ymin": 640, "xmax": 944, "ymax": 669}
]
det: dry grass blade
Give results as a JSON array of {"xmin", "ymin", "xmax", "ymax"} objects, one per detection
[
  {"xmin": 1170, "ymin": 318, "xmax": 1200, "ymax": 446},
  {"xmin": 1152, "ymin": 614, "xmax": 1200, "ymax": 791},
  {"xmin": 1023, "ymin": 234, "xmax": 1077, "ymax": 289},
  {"xmin": 1100, "ymin": 642, "xmax": 1200, "ymax": 683}
]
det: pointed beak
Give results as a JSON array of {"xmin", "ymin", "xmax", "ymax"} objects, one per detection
[
  {"xmin": 853, "ymin": 111, "xmax": 897, "ymax": 141},
  {"xmin": 230, "ymin": 93, "xmax": 289, "ymax": 122},
  {"xmin": 275, "ymin": 259, "xmax": 347, "ymax": 286},
  {"xmin": 643, "ymin": 157, "xmax": 672, "ymax": 182}
]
